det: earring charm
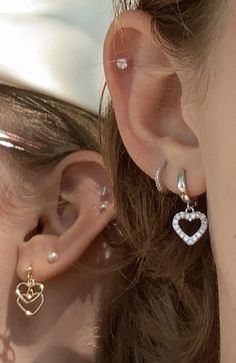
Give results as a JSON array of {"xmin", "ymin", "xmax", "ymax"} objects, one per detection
[
  {"xmin": 155, "ymin": 161, "xmax": 167, "ymax": 193},
  {"xmin": 15, "ymin": 266, "xmax": 45, "ymax": 317},
  {"xmin": 172, "ymin": 169, "xmax": 208, "ymax": 246}
]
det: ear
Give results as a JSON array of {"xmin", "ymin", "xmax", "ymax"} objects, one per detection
[
  {"xmin": 17, "ymin": 151, "xmax": 114, "ymax": 281},
  {"xmin": 103, "ymin": 10, "xmax": 206, "ymax": 196}
]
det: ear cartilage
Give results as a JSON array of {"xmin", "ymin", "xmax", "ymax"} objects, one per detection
[
  {"xmin": 48, "ymin": 251, "xmax": 59, "ymax": 264},
  {"xmin": 116, "ymin": 57, "xmax": 128, "ymax": 70}
]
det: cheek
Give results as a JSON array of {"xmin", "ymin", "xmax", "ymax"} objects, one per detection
[{"xmin": 196, "ymin": 17, "xmax": 236, "ymax": 291}]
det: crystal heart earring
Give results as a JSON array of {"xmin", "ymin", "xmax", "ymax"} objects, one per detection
[
  {"xmin": 172, "ymin": 169, "xmax": 208, "ymax": 246},
  {"xmin": 15, "ymin": 266, "xmax": 45, "ymax": 317},
  {"xmin": 155, "ymin": 161, "xmax": 168, "ymax": 193}
]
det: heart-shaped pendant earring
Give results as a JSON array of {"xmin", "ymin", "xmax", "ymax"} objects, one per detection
[
  {"xmin": 172, "ymin": 170, "xmax": 208, "ymax": 246},
  {"xmin": 15, "ymin": 266, "xmax": 45, "ymax": 317}
]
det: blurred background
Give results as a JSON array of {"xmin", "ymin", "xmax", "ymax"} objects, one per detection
[{"xmin": 0, "ymin": 0, "xmax": 112, "ymax": 112}]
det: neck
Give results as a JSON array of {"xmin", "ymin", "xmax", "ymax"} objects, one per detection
[{"xmin": 219, "ymin": 276, "xmax": 236, "ymax": 363}]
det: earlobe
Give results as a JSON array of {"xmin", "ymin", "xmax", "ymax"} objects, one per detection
[
  {"xmin": 16, "ymin": 151, "xmax": 114, "ymax": 282},
  {"xmin": 104, "ymin": 10, "xmax": 206, "ymax": 197}
]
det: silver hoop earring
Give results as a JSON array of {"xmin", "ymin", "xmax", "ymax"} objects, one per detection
[
  {"xmin": 172, "ymin": 169, "xmax": 208, "ymax": 246},
  {"xmin": 155, "ymin": 161, "xmax": 167, "ymax": 193}
]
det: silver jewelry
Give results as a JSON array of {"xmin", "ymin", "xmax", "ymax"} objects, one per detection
[
  {"xmin": 100, "ymin": 186, "xmax": 111, "ymax": 212},
  {"xmin": 101, "ymin": 186, "xmax": 110, "ymax": 197},
  {"xmin": 100, "ymin": 201, "xmax": 109, "ymax": 212},
  {"xmin": 116, "ymin": 58, "xmax": 128, "ymax": 70},
  {"xmin": 172, "ymin": 169, "xmax": 208, "ymax": 246},
  {"xmin": 48, "ymin": 251, "xmax": 59, "ymax": 263},
  {"xmin": 155, "ymin": 161, "xmax": 167, "ymax": 193}
]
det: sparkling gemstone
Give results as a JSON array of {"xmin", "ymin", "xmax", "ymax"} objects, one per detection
[
  {"xmin": 172, "ymin": 209, "xmax": 208, "ymax": 246},
  {"xmin": 116, "ymin": 58, "xmax": 128, "ymax": 70}
]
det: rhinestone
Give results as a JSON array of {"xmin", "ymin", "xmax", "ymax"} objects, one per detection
[{"xmin": 116, "ymin": 58, "xmax": 128, "ymax": 70}]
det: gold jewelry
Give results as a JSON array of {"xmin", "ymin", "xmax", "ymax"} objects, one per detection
[
  {"xmin": 15, "ymin": 266, "xmax": 45, "ymax": 317},
  {"xmin": 172, "ymin": 169, "xmax": 208, "ymax": 246}
]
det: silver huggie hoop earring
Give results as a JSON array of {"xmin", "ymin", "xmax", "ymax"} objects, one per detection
[
  {"xmin": 172, "ymin": 169, "xmax": 208, "ymax": 246},
  {"xmin": 155, "ymin": 161, "xmax": 167, "ymax": 193}
]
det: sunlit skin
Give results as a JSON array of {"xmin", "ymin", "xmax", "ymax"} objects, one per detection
[
  {"xmin": 0, "ymin": 131, "xmax": 121, "ymax": 362},
  {"xmin": 103, "ymin": 3, "xmax": 236, "ymax": 362}
]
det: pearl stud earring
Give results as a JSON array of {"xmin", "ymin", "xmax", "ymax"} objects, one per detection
[
  {"xmin": 48, "ymin": 251, "xmax": 59, "ymax": 263},
  {"xmin": 116, "ymin": 58, "xmax": 128, "ymax": 70}
]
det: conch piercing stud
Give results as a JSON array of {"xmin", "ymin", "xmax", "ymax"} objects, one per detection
[
  {"xmin": 15, "ymin": 266, "xmax": 45, "ymax": 317},
  {"xmin": 116, "ymin": 57, "xmax": 128, "ymax": 70},
  {"xmin": 155, "ymin": 161, "xmax": 167, "ymax": 193},
  {"xmin": 172, "ymin": 169, "xmax": 208, "ymax": 246}
]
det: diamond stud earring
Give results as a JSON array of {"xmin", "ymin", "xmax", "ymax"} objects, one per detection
[
  {"xmin": 101, "ymin": 186, "xmax": 110, "ymax": 197},
  {"xmin": 100, "ymin": 201, "xmax": 109, "ymax": 212},
  {"xmin": 116, "ymin": 58, "xmax": 128, "ymax": 70},
  {"xmin": 48, "ymin": 251, "xmax": 59, "ymax": 263},
  {"xmin": 172, "ymin": 169, "xmax": 208, "ymax": 246},
  {"xmin": 100, "ymin": 186, "xmax": 111, "ymax": 212}
]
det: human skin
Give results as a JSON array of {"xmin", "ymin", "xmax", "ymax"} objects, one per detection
[
  {"xmin": 103, "ymin": 3, "xmax": 236, "ymax": 362},
  {"xmin": 0, "ymin": 146, "xmax": 117, "ymax": 362}
]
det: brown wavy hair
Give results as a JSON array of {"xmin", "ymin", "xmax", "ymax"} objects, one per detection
[{"xmin": 97, "ymin": 1, "xmax": 224, "ymax": 362}]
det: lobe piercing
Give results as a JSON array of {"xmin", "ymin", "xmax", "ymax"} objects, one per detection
[
  {"xmin": 116, "ymin": 58, "xmax": 128, "ymax": 70},
  {"xmin": 48, "ymin": 251, "xmax": 59, "ymax": 263}
]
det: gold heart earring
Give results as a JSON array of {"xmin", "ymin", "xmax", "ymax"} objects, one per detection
[{"xmin": 15, "ymin": 266, "xmax": 45, "ymax": 317}]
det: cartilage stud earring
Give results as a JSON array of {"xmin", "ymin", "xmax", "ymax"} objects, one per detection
[{"xmin": 116, "ymin": 58, "xmax": 128, "ymax": 70}]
